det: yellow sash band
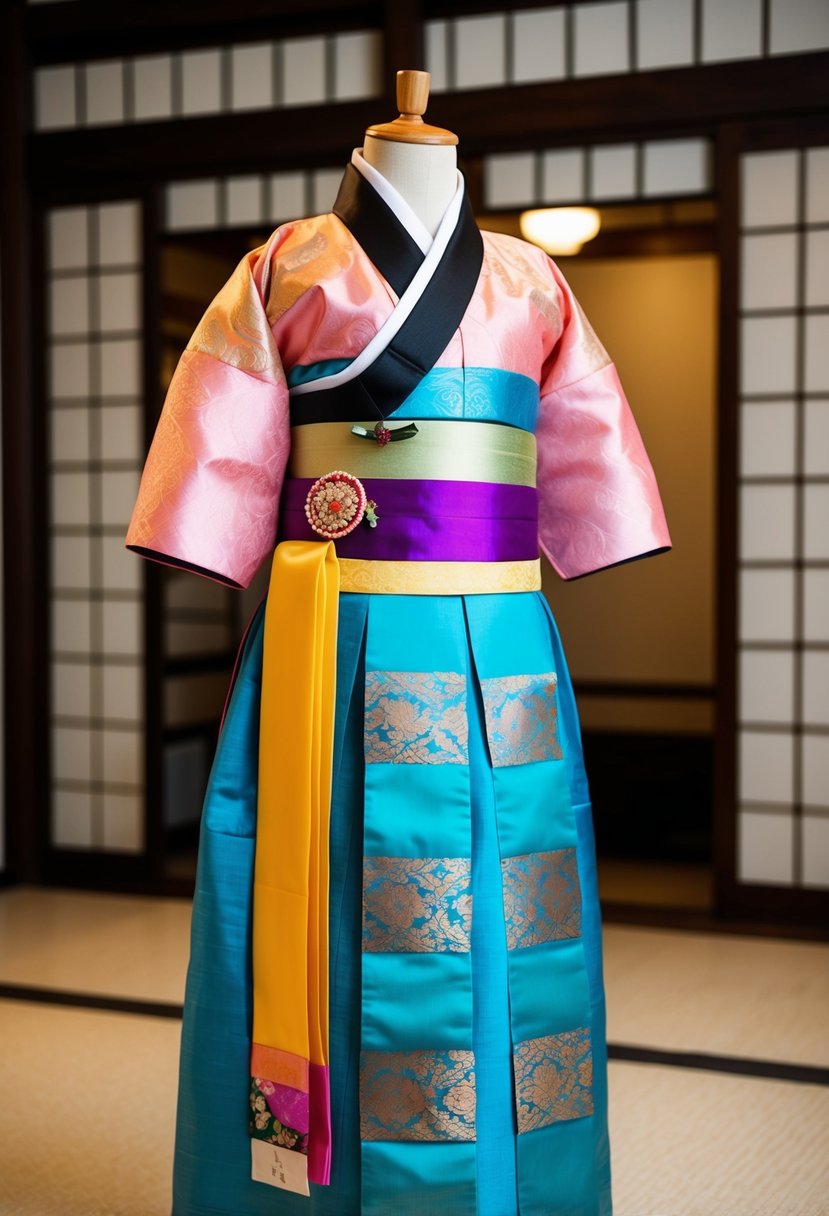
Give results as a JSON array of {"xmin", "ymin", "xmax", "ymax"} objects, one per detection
[
  {"xmin": 252, "ymin": 539, "xmax": 339, "ymax": 1165},
  {"xmin": 289, "ymin": 418, "xmax": 537, "ymax": 486},
  {"xmin": 337, "ymin": 556, "xmax": 541, "ymax": 595}
]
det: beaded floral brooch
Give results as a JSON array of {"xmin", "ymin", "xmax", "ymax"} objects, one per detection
[{"xmin": 305, "ymin": 470, "xmax": 379, "ymax": 538}]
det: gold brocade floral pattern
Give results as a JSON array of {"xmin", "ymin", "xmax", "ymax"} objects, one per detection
[
  {"xmin": 364, "ymin": 671, "xmax": 468, "ymax": 765},
  {"xmin": 480, "ymin": 672, "xmax": 562, "ymax": 767},
  {"xmin": 513, "ymin": 1028, "xmax": 593, "ymax": 1134},
  {"xmin": 360, "ymin": 1049, "xmax": 476, "ymax": 1142},
  {"xmin": 501, "ymin": 848, "xmax": 581, "ymax": 950},
  {"xmin": 363, "ymin": 856, "xmax": 472, "ymax": 953}
]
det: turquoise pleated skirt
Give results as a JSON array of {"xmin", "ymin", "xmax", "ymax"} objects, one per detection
[{"xmin": 172, "ymin": 589, "xmax": 612, "ymax": 1216}]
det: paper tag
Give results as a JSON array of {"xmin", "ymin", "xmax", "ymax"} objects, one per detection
[{"xmin": 251, "ymin": 1138, "xmax": 310, "ymax": 1196}]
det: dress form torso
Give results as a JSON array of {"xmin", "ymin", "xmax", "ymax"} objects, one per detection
[{"xmin": 361, "ymin": 135, "xmax": 457, "ymax": 239}]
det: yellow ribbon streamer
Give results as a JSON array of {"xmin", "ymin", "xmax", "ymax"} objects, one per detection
[{"xmin": 252, "ymin": 539, "xmax": 339, "ymax": 1076}]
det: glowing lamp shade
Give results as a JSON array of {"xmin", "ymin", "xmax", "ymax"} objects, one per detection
[{"xmin": 519, "ymin": 207, "xmax": 601, "ymax": 255}]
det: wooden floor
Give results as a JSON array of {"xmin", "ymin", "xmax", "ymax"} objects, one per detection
[{"xmin": 0, "ymin": 884, "xmax": 827, "ymax": 1215}]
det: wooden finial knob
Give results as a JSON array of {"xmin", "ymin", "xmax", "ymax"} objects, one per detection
[
  {"xmin": 397, "ymin": 70, "xmax": 430, "ymax": 119},
  {"xmin": 365, "ymin": 67, "xmax": 458, "ymax": 146}
]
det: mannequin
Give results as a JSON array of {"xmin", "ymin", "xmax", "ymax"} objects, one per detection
[{"xmin": 361, "ymin": 70, "xmax": 458, "ymax": 238}]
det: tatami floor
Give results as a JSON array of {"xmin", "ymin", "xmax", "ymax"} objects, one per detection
[{"xmin": 0, "ymin": 885, "xmax": 827, "ymax": 1216}]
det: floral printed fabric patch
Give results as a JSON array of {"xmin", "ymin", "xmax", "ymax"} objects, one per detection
[
  {"xmin": 364, "ymin": 670, "xmax": 468, "ymax": 765},
  {"xmin": 501, "ymin": 847, "xmax": 581, "ymax": 950},
  {"xmin": 513, "ymin": 1027, "xmax": 593, "ymax": 1134},
  {"xmin": 360, "ymin": 1048, "xmax": 476, "ymax": 1142},
  {"xmin": 249, "ymin": 1078, "xmax": 309, "ymax": 1154},
  {"xmin": 363, "ymin": 855, "xmax": 472, "ymax": 953},
  {"xmin": 479, "ymin": 671, "xmax": 562, "ymax": 767}
]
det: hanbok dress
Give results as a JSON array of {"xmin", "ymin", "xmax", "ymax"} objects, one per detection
[{"xmin": 125, "ymin": 149, "xmax": 670, "ymax": 1216}]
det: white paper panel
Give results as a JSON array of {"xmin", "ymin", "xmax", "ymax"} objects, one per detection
[
  {"xmin": 636, "ymin": 0, "xmax": 695, "ymax": 69},
  {"xmin": 737, "ymin": 809, "xmax": 794, "ymax": 885},
  {"xmin": 226, "ymin": 176, "xmax": 263, "ymax": 226},
  {"xmin": 424, "ymin": 21, "xmax": 448, "ymax": 91},
  {"xmin": 769, "ymin": 0, "xmax": 829, "ymax": 55},
  {"xmin": 52, "ymin": 788, "xmax": 94, "ymax": 849},
  {"xmin": 49, "ymin": 276, "xmax": 90, "ymax": 338},
  {"xmin": 802, "ymin": 652, "xmax": 829, "ymax": 727},
  {"xmin": 573, "ymin": 1, "xmax": 630, "ymax": 76},
  {"xmin": 643, "ymin": 139, "xmax": 709, "ymax": 196},
  {"xmin": 804, "ymin": 314, "xmax": 829, "ymax": 393},
  {"xmin": 101, "ymin": 664, "xmax": 143, "ymax": 722},
  {"xmin": 50, "ymin": 342, "xmax": 91, "ymax": 399},
  {"xmin": 739, "ymin": 570, "xmax": 795, "ymax": 642},
  {"xmin": 99, "ymin": 272, "xmax": 141, "ymax": 331},
  {"xmin": 102, "ymin": 791, "xmax": 145, "ymax": 852},
  {"xmin": 282, "ymin": 36, "xmax": 327, "ymax": 106},
  {"xmin": 739, "ymin": 729, "xmax": 794, "ymax": 804},
  {"xmin": 804, "ymin": 401, "xmax": 829, "ymax": 476},
  {"xmin": 802, "ymin": 735, "xmax": 829, "ymax": 808},
  {"xmin": 485, "ymin": 152, "xmax": 536, "ymax": 208},
  {"xmin": 739, "ymin": 649, "xmax": 795, "ymax": 724},
  {"xmin": 100, "ymin": 728, "xmax": 142, "ymax": 784},
  {"xmin": 165, "ymin": 571, "xmax": 229, "ymax": 612},
  {"xmin": 512, "ymin": 7, "xmax": 566, "ymax": 82},
  {"xmin": 98, "ymin": 202, "xmax": 141, "ymax": 266},
  {"xmin": 51, "ymin": 599, "xmax": 92, "ymax": 654},
  {"xmin": 101, "ymin": 600, "xmax": 143, "ymax": 657},
  {"xmin": 50, "ymin": 406, "xmax": 91, "ymax": 464},
  {"xmin": 133, "ymin": 54, "xmax": 173, "ymax": 121},
  {"xmin": 181, "ymin": 48, "xmax": 223, "ymax": 116},
  {"xmin": 50, "ymin": 471, "xmax": 91, "ymax": 527},
  {"xmin": 84, "ymin": 60, "xmax": 124, "ymax": 126},
  {"xmin": 100, "ymin": 403, "xmax": 142, "ymax": 462},
  {"xmin": 270, "ymin": 172, "xmax": 307, "ymax": 221},
  {"xmin": 739, "ymin": 484, "xmax": 796, "ymax": 561},
  {"xmin": 804, "ymin": 230, "xmax": 829, "ymax": 307},
  {"xmin": 803, "ymin": 485, "xmax": 829, "ymax": 560},
  {"xmin": 590, "ymin": 144, "xmax": 637, "ymax": 200},
  {"xmin": 455, "ymin": 14, "xmax": 507, "ymax": 88},
  {"xmin": 100, "ymin": 338, "xmax": 141, "ymax": 396},
  {"xmin": 231, "ymin": 43, "xmax": 274, "ymax": 111},
  {"xmin": 701, "ymin": 0, "xmax": 762, "ymax": 62},
  {"xmin": 803, "ymin": 570, "xmax": 829, "ymax": 642},
  {"xmin": 51, "ymin": 660, "xmax": 92, "ymax": 718},
  {"xmin": 541, "ymin": 149, "xmax": 586, "ymax": 204},
  {"xmin": 806, "ymin": 148, "xmax": 829, "ymax": 224},
  {"xmin": 311, "ymin": 169, "xmax": 343, "ymax": 216},
  {"xmin": 166, "ymin": 180, "xmax": 219, "ymax": 231},
  {"xmin": 101, "ymin": 534, "xmax": 143, "ymax": 593},
  {"xmin": 740, "ymin": 151, "xmax": 799, "ymax": 229},
  {"xmin": 51, "ymin": 725, "xmax": 93, "ymax": 782},
  {"xmin": 801, "ymin": 815, "xmax": 829, "ymax": 888},
  {"xmin": 333, "ymin": 30, "xmax": 382, "ymax": 100},
  {"xmin": 35, "ymin": 66, "xmax": 77, "ymax": 130},
  {"xmin": 51, "ymin": 535, "xmax": 92, "ymax": 591},
  {"xmin": 101, "ymin": 468, "xmax": 141, "ymax": 528},
  {"xmin": 739, "ymin": 400, "xmax": 796, "ymax": 477},
  {"xmin": 740, "ymin": 315, "xmax": 797, "ymax": 395},
  {"xmin": 740, "ymin": 233, "xmax": 798, "ymax": 310},
  {"xmin": 48, "ymin": 208, "xmax": 89, "ymax": 271}
]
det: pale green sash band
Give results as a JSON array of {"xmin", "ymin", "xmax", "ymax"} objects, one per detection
[{"xmin": 288, "ymin": 419, "xmax": 537, "ymax": 487}]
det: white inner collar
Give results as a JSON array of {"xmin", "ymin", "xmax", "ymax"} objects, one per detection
[{"xmin": 350, "ymin": 147, "xmax": 462, "ymax": 256}]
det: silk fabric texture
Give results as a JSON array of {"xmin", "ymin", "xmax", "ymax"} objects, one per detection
[{"xmin": 125, "ymin": 155, "xmax": 671, "ymax": 1215}]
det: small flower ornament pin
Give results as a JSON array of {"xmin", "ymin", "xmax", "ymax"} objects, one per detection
[{"xmin": 305, "ymin": 470, "xmax": 379, "ymax": 538}]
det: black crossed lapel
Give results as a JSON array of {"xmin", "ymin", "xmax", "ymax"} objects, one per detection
[{"xmin": 290, "ymin": 161, "xmax": 484, "ymax": 425}]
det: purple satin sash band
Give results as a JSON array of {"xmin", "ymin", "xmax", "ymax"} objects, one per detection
[{"xmin": 279, "ymin": 477, "xmax": 539, "ymax": 562}]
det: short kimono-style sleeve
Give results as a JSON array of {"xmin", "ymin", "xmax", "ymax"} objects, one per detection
[
  {"xmin": 125, "ymin": 233, "xmax": 290, "ymax": 589},
  {"xmin": 536, "ymin": 256, "xmax": 671, "ymax": 580}
]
